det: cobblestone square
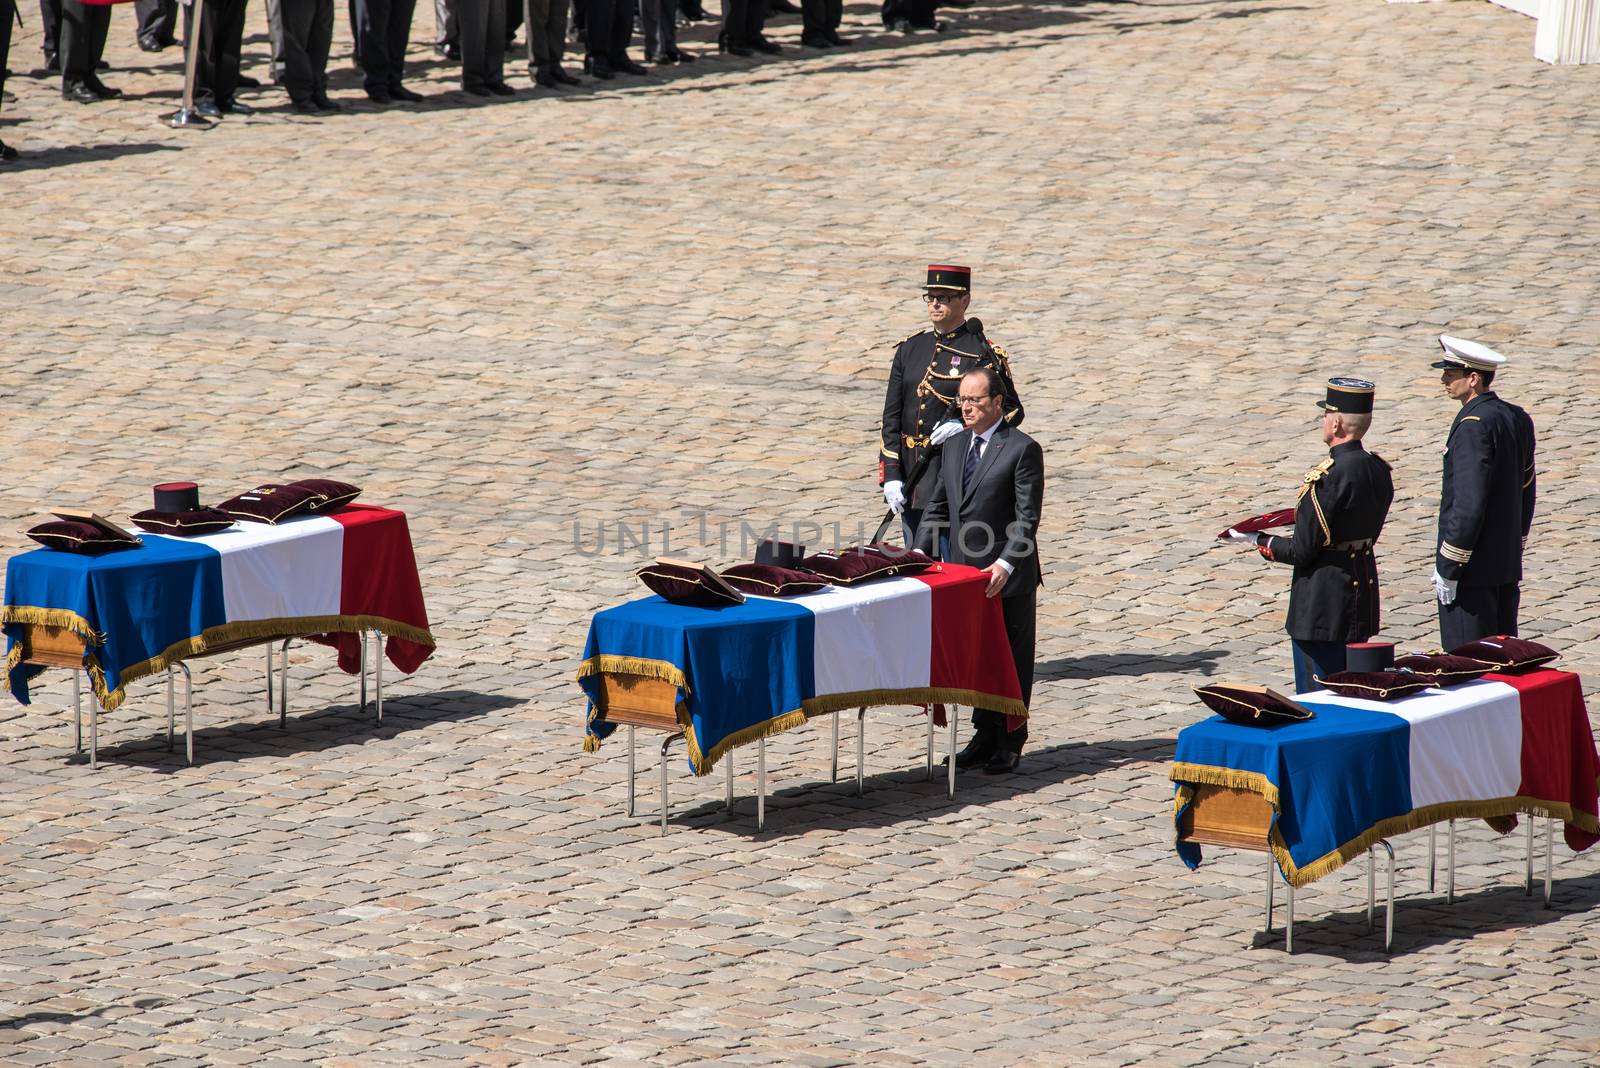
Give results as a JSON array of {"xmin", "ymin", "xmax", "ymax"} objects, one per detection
[{"xmin": 2, "ymin": 0, "xmax": 1599, "ymax": 1063}]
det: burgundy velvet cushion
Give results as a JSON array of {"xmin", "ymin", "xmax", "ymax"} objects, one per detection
[
  {"xmin": 637, "ymin": 563, "xmax": 744, "ymax": 607},
  {"xmin": 130, "ymin": 508, "xmax": 237, "ymax": 537},
  {"xmin": 1447, "ymin": 636, "xmax": 1559, "ymax": 672},
  {"xmin": 1391, "ymin": 653, "xmax": 1497, "ymax": 686},
  {"xmin": 801, "ymin": 544, "xmax": 935, "ymax": 586},
  {"xmin": 1192, "ymin": 684, "xmax": 1315, "ymax": 726},
  {"xmin": 287, "ymin": 478, "xmax": 362, "ymax": 513},
  {"xmin": 216, "ymin": 484, "xmax": 324, "ymax": 524},
  {"xmin": 26, "ymin": 520, "xmax": 138, "ymax": 554},
  {"xmin": 719, "ymin": 563, "xmax": 831, "ymax": 598},
  {"xmin": 1315, "ymin": 671, "xmax": 1433, "ymax": 701}
]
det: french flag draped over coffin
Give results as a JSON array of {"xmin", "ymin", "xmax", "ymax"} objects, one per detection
[
  {"xmin": 578, "ymin": 564, "xmax": 1024, "ymax": 774},
  {"xmin": 4, "ymin": 505, "xmax": 434, "ymax": 712},
  {"xmin": 1171, "ymin": 670, "xmax": 1600, "ymax": 887}
]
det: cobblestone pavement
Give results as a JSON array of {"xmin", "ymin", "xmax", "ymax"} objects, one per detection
[{"xmin": 3, "ymin": 0, "xmax": 1599, "ymax": 1063}]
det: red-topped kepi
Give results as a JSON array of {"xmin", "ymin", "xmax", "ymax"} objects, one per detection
[{"xmin": 925, "ymin": 264, "xmax": 971, "ymax": 292}]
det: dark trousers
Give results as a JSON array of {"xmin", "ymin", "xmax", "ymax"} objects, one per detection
[
  {"xmin": 134, "ymin": 0, "xmax": 178, "ymax": 42},
  {"xmin": 185, "ymin": 0, "xmax": 247, "ymax": 102},
  {"xmin": 354, "ymin": 0, "xmax": 414, "ymax": 90},
  {"xmin": 972, "ymin": 587, "xmax": 1034, "ymax": 755},
  {"xmin": 584, "ymin": 0, "xmax": 631, "ymax": 60},
  {"xmin": 59, "ymin": 0, "xmax": 109, "ymax": 90},
  {"xmin": 880, "ymin": 0, "xmax": 931, "ymax": 26},
  {"xmin": 720, "ymin": 0, "xmax": 763, "ymax": 46},
  {"xmin": 433, "ymin": 0, "xmax": 455, "ymax": 44},
  {"xmin": 1440, "ymin": 583, "xmax": 1520, "ymax": 652},
  {"xmin": 1291, "ymin": 638, "xmax": 1346, "ymax": 695},
  {"xmin": 456, "ymin": 0, "xmax": 504, "ymax": 88},
  {"xmin": 279, "ymin": 0, "xmax": 332, "ymax": 101},
  {"xmin": 525, "ymin": 0, "xmax": 565, "ymax": 68},
  {"xmin": 800, "ymin": 0, "xmax": 838, "ymax": 35},
  {"xmin": 0, "ymin": 0, "xmax": 13, "ymax": 100},
  {"xmin": 38, "ymin": 0, "xmax": 62, "ymax": 58},
  {"xmin": 639, "ymin": 0, "xmax": 674, "ymax": 57}
]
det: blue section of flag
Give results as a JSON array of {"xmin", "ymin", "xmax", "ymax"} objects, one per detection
[
  {"xmin": 579, "ymin": 595, "xmax": 816, "ymax": 772},
  {"xmin": 5, "ymin": 538, "xmax": 227, "ymax": 705},
  {"xmin": 1175, "ymin": 701, "xmax": 1412, "ymax": 876}
]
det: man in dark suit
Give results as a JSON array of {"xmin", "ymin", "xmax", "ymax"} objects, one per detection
[
  {"xmin": 1, "ymin": 0, "xmax": 17, "ymax": 160},
  {"xmin": 914, "ymin": 366, "xmax": 1044, "ymax": 775},
  {"xmin": 1429, "ymin": 335, "xmax": 1537, "ymax": 649},
  {"xmin": 1225, "ymin": 378, "xmax": 1394, "ymax": 693}
]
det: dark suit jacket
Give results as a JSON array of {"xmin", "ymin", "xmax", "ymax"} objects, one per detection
[
  {"xmin": 912, "ymin": 421, "xmax": 1043, "ymax": 599},
  {"xmin": 1436, "ymin": 391, "xmax": 1537, "ymax": 588}
]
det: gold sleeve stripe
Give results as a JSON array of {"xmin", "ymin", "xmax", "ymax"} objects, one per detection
[
  {"xmin": 1440, "ymin": 542, "xmax": 1474, "ymax": 564},
  {"xmin": 880, "ymin": 446, "xmax": 898, "ymax": 460},
  {"xmin": 1309, "ymin": 485, "xmax": 1331, "ymax": 545},
  {"xmin": 1461, "ymin": 416, "xmax": 1481, "ymax": 423}
]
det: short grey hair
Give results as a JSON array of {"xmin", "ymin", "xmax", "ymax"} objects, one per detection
[{"xmin": 1334, "ymin": 411, "xmax": 1372, "ymax": 438}]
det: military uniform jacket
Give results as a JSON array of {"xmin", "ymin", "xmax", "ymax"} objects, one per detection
[
  {"xmin": 1261, "ymin": 440, "xmax": 1394, "ymax": 643},
  {"xmin": 1436, "ymin": 392, "xmax": 1536, "ymax": 588},
  {"xmin": 878, "ymin": 321, "xmax": 1023, "ymax": 509}
]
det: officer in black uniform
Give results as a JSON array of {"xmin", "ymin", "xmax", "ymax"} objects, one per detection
[
  {"xmin": 878, "ymin": 264, "xmax": 1023, "ymax": 543},
  {"xmin": 1429, "ymin": 335, "xmax": 1537, "ymax": 649},
  {"xmin": 1226, "ymin": 377, "xmax": 1393, "ymax": 693}
]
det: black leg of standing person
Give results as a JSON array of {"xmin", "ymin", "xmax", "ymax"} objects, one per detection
[
  {"xmin": 60, "ymin": 0, "xmax": 113, "ymax": 100},
  {"xmin": 201, "ymin": 0, "xmax": 247, "ymax": 107},
  {"xmin": 134, "ymin": 0, "xmax": 178, "ymax": 47},
  {"xmin": 0, "ymin": 0, "xmax": 16, "ymax": 160},
  {"xmin": 583, "ymin": 0, "xmax": 614, "ymax": 72},
  {"xmin": 39, "ymin": 0, "xmax": 63, "ymax": 67}
]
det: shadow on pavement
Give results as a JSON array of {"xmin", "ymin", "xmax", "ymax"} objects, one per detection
[{"xmin": 1036, "ymin": 649, "xmax": 1228, "ymax": 681}]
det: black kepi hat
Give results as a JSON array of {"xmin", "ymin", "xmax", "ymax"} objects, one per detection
[
  {"xmin": 153, "ymin": 482, "xmax": 201, "ymax": 513},
  {"xmin": 925, "ymin": 264, "xmax": 971, "ymax": 292},
  {"xmin": 1316, "ymin": 376, "xmax": 1375, "ymax": 414},
  {"xmin": 1347, "ymin": 641, "xmax": 1395, "ymax": 673}
]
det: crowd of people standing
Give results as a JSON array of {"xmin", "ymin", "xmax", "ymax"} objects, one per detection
[{"xmin": 0, "ymin": 0, "xmax": 965, "ymax": 158}]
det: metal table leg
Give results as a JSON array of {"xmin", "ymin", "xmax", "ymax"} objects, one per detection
[
  {"xmin": 90, "ymin": 691, "xmax": 99, "ymax": 770},
  {"xmin": 626, "ymin": 725, "xmax": 636, "ymax": 817},
  {"xmin": 757, "ymin": 737, "xmax": 766, "ymax": 831},
  {"xmin": 925, "ymin": 707, "xmax": 934, "ymax": 781},
  {"xmin": 1264, "ymin": 852, "xmax": 1275, "ymax": 932},
  {"xmin": 180, "ymin": 662, "xmax": 193, "ymax": 764},
  {"xmin": 724, "ymin": 752, "xmax": 734, "ymax": 812},
  {"xmin": 266, "ymin": 646, "xmax": 275, "ymax": 711},
  {"xmin": 855, "ymin": 707, "xmax": 866, "ymax": 796},
  {"xmin": 658, "ymin": 731, "xmax": 683, "ymax": 836},
  {"xmin": 375, "ymin": 632, "xmax": 384, "ymax": 724},
  {"xmin": 1544, "ymin": 817, "xmax": 1553, "ymax": 908},
  {"xmin": 73, "ymin": 672, "xmax": 82, "ymax": 755},
  {"xmin": 167, "ymin": 667, "xmax": 176, "ymax": 751},
  {"xmin": 830, "ymin": 710, "xmax": 839, "ymax": 784},
  {"xmin": 1525, "ymin": 816, "xmax": 1534, "ymax": 896},
  {"xmin": 947, "ymin": 704, "xmax": 957, "ymax": 799},
  {"xmin": 1447, "ymin": 819, "xmax": 1456, "ymax": 904},
  {"xmin": 1367, "ymin": 846, "xmax": 1375, "ymax": 931},
  {"xmin": 1428, "ymin": 824, "xmax": 1436, "ymax": 894},
  {"xmin": 360, "ymin": 631, "xmax": 369, "ymax": 711},
  {"xmin": 1377, "ymin": 839, "xmax": 1395, "ymax": 951},
  {"xmin": 278, "ymin": 639, "xmax": 291, "ymax": 728}
]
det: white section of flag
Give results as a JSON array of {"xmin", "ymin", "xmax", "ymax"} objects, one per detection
[
  {"xmin": 786, "ymin": 578, "xmax": 932, "ymax": 696},
  {"xmin": 186, "ymin": 516, "xmax": 345, "ymax": 622}
]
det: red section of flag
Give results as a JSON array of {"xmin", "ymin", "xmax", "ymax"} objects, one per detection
[
  {"xmin": 309, "ymin": 505, "xmax": 434, "ymax": 675},
  {"xmin": 914, "ymin": 564, "xmax": 1023, "ymax": 728},
  {"xmin": 1490, "ymin": 669, "xmax": 1600, "ymax": 851}
]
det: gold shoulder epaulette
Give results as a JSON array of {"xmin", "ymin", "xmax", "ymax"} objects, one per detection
[
  {"xmin": 891, "ymin": 328, "xmax": 926, "ymax": 349},
  {"xmin": 988, "ymin": 340, "xmax": 1014, "ymax": 378},
  {"xmin": 1304, "ymin": 457, "xmax": 1334, "ymax": 483}
]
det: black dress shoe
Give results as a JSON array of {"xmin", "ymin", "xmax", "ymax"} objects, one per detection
[
  {"xmin": 366, "ymin": 87, "xmax": 393, "ymax": 103},
  {"xmin": 488, "ymin": 81, "xmax": 517, "ymax": 95},
  {"xmin": 313, "ymin": 92, "xmax": 341, "ymax": 111},
  {"xmin": 44, "ymin": 53, "xmax": 61, "ymax": 73},
  {"xmin": 800, "ymin": 32, "xmax": 832, "ymax": 47},
  {"xmin": 615, "ymin": 57, "xmax": 647, "ymax": 74},
  {"xmin": 95, "ymin": 59, "xmax": 110, "ymax": 71},
  {"xmin": 721, "ymin": 40, "xmax": 753, "ymax": 55},
  {"xmin": 222, "ymin": 98, "xmax": 254, "ymax": 114},
  {"xmin": 0, "ymin": 140, "xmax": 18, "ymax": 162},
  {"xmin": 534, "ymin": 68, "xmax": 558, "ymax": 86},
  {"xmin": 949, "ymin": 736, "xmax": 997, "ymax": 770},
  {"xmin": 63, "ymin": 84, "xmax": 100, "ymax": 104},
  {"xmin": 665, "ymin": 47, "xmax": 695, "ymax": 62},
  {"xmin": 194, "ymin": 97, "xmax": 225, "ymax": 117},
  {"xmin": 983, "ymin": 750, "xmax": 1021, "ymax": 775},
  {"xmin": 463, "ymin": 83, "xmax": 494, "ymax": 95},
  {"xmin": 750, "ymin": 35, "xmax": 782, "ymax": 54},
  {"xmin": 88, "ymin": 80, "xmax": 123, "ymax": 100},
  {"xmin": 236, "ymin": 73, "xmax": 262, "ymax": 88},
  {"xmin": 583, "ymin": 55, "xmax": 615, "ymax": 78},
  {"xmin": 550, "ymin": 66, "xmax": 580, "ymax": 84},
  {"xmin": 825, "ymin": 29, "xmax": 851, "ymax": 45},
  {"xmin": 389, "ymin": 84, "xmax": 424, "ymax": 101},
  {"xmin": 137, "ymin": 34, "xmax": 164, "ymax": 52},
  {"xmin": 290, "ymin": 98, "xmax": 320, "ymax": 114}
]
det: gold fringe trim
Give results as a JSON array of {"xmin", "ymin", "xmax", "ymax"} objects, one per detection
[
  {"xmin": 575, "ymin": 655, "xmax": 690, "ymax": 693},
  {"xmin": 1169, "ymin": 762, "xmax": 1280, "ymax": 809},
  {"xmin": 73, "ymin": 615, "xmax": 436, "ymax": 714},
  {"xmin": 6, "ymin": 641, "xmax": 25, "ymax": 675},
  {"xmin": 2, "ymin": 606, "xmax": 105, "ymax": 645},
  {"xmin": 685, "ymin": 708, "xmax": 809, "ymax": 777},
  {"xmin": 802, "ymin": 687, "xmax": 1028, "ymax": 720}
]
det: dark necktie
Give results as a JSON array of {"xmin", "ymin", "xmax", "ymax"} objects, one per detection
[{"xmin": 963, "ymin": 435, "xmax": 983, "ymax": 491}]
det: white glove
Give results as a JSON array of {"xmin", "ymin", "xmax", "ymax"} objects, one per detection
[
  {"xmin": 1432, "ymin": 569, "xmax": 1458, "ymax": 606},
  {"xmin": 883, "ymin": 480, "xmax": 906, "ymax": 514},
  {"xmin": 1224, "ymin": 528, "xmax": 1259, "ymax": 547},
  {"xmin": 929, "ymin": 420, "xmax": 964, "ymax": 446}
]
